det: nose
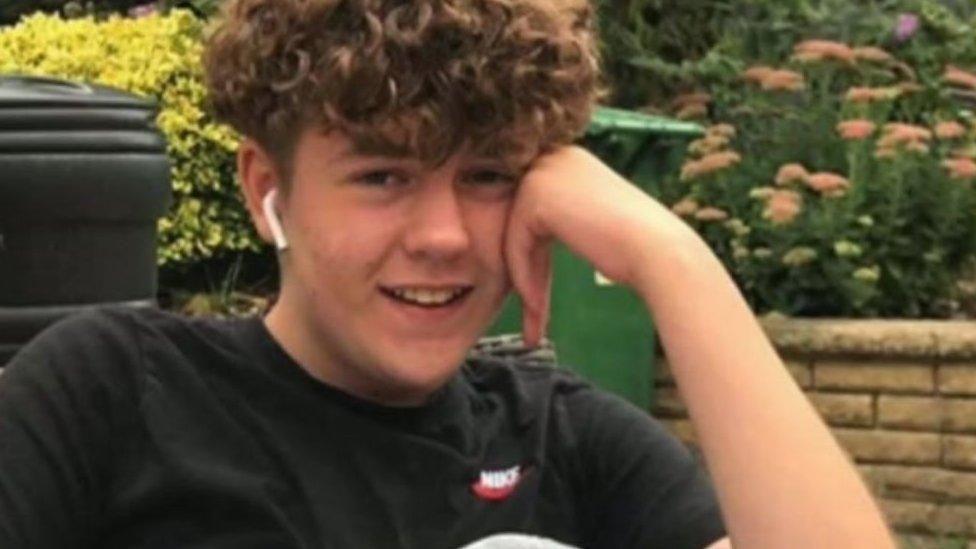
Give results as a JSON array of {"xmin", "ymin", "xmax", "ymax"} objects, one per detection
[{"xmin": 402, "ymin": 178, "xmax": 471, "ymax": 262}]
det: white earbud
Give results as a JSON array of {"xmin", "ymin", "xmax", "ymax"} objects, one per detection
[{"xmin": 262, "ymin": 188, "xmax": 289, "ymax": 251}]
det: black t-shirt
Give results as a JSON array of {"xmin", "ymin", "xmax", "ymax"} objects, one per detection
[{"xmin": 0, "ymin": 307, "xmax": 725, "ymax": 548}]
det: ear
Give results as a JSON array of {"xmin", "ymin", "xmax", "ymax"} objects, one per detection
[{"xmin": 237, "ymin": 137, "xmax": 283, "ymax": 247}]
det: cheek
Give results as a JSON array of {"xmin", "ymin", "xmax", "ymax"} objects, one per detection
[
  {"xmin": 300, "ymin": 211, "xmax": 398, "ymax": 279},
  {"xmin": 468, "ymin": 204, "xmax": 511, "ymax": 274}
]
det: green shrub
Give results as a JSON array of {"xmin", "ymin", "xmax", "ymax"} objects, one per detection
[{"xmin": 0, "ymin": 11, "xmax": 259, "ymax": 268}]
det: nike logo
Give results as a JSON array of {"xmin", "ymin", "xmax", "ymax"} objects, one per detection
[{"xmin": 471, "ymin": 465, "xmax": 523, "ymax": 501}]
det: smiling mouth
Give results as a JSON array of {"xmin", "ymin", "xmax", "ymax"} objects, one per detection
[{"xmin": 379, "ymin": 286, "xmax": 475, "ymax": 308}]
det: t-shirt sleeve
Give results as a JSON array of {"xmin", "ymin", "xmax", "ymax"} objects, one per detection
[
  {"xmin": 0, "ymin": 308, "xmax": 143, "ymax": 549},
  {"xmin": 566, "ymin": 386, "xmax": 726, "ymax": 549}
]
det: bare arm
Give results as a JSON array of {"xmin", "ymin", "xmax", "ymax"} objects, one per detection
[
  {"xmin": 505, "ymin": 146, "xmax": 895, "ymax": 549},
  {"xmin": 632, "ymin": 222, "xmax": 893, "ymax": 548}
]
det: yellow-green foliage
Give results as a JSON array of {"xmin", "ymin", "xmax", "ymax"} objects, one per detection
[{"xmin": 0, "ymin": 11, "xmax": 259, "ymax": 266}]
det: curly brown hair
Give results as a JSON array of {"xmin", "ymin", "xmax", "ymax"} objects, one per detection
[{"xmin": 202, "ymin": 0, "xmax": 605, "ymax": 180}]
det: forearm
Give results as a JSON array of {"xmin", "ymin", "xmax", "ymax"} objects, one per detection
[{"xmin": 635, "ymin": 225, "xmax": 894, "ymax": 548}]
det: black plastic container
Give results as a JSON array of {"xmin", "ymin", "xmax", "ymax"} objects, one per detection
[{"xmin": 0, "ymin": 75, "xmax": 171, "ymax": 365}]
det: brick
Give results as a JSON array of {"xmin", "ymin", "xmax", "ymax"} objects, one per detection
[
  {"xmin": 874, "ymin": 396, "xmax": 976, "ymax": 433},
  {"xmin": 881, "ymin": 498, "xmax": 936, "ymax": 531},
  {"xmin": 651, "ymin": 387, "xmax": 686, "ymax": 417},
  {"xmin": 815, "ymin": 361, "xmax": 934, "ymax": 393},
  {"xmin": 807, "ymin": 393, "xmax": 874, "ymax": 427},
  {"xmin": 879, "ymin": 396, "xmax": 942, "ymax": 431},
  {"xmin": 931, "ymin": 504, "xmax": 976, "ymax": 537},
  {"xmin": 659, "ymin": 418, "xmax": 697, "ymax": 446},
  {"xmin": 857, "ymin": 464, "xmax": 885, "ymax": 495},
  {"xmin": 939, "ymin": 364, "xmax": 976, "ymax": 396},
  {"xmin": 945, "ymin": 399, "xmax": 976, "ymax": 433},
  {"xmin": 863, "ymin": 465, "xmax": 976, "ymax": 502},
  {"xmin": 835, "ymin": 429, "xmax": 941, "ymax": 465},
  {"xmin": 944, "ymin": 436, "xmax": 976, "ymax": 470},
  {"xmin": 785, "ymin": 359, "xmax": 812, "ymax": 389}
]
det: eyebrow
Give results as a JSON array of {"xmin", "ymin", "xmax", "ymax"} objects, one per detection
[
  {"xmin": 336, "ymin": 137, "xmax": 414, "ymax": 162},
  {"xmin": 331, "ymin": 134, "xmax": 530, "ymax": 173}
]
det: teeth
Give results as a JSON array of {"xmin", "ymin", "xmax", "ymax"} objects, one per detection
[{"xmin": 391, "ymin": 287, "xmax": 466, "ymax": 305}]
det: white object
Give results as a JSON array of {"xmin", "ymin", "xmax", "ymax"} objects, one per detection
[
  {"xmin": 458, "ymin": 534, "xmax": 579, "ymax": 549},
  {"xmin": 594, "ymin": 270, "xmax": 616, "ymax": 287},
  {"xmin": 262, "ymin": 188, "xmax": 289, "ymax": 251}
]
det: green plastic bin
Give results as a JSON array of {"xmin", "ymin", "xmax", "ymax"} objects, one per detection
[{"xmin": 488, "ymin": 106, "xmax": 703, "ymax": 409}]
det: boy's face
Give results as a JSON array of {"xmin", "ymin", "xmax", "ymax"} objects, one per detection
[{"xmin": 255, "ymin": 128, "xmax": 523, "ymax": 404}]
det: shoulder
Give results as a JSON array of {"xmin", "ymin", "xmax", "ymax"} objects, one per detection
[
  {"xmin": 8, "ymin": 305, "xmax": 215, "ymax": 366},
  {"xmin": 7, "ymin": 305, "xmax": 148, "ymax": 374},
  {"xmin": 2, "ymin": 306, "xmax": 241, "ymax": 402},
  {"xmin": 39, "ymin": 305, "xmax": 251, "ymax": 355},
  {"xmin": 0, "ymin": 307, "xmax": 164, "ymax": 446}
]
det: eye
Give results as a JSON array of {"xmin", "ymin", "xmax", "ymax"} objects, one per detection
[
  {"xmin": 353, "ymin": 170, "xmax": 410, "ymax": 187},
  {"xmin": 464, "ymin": 169, "xmax": 518, "ymax": 186}
]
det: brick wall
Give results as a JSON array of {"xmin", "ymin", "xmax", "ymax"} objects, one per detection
[{"xmin": 653, "ymin": 318, "xmax": 976, "ymax": 549}]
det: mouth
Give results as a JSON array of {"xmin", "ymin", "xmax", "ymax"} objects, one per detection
[{"xmin": 378, "ymin": 285, "xmax": 475, "ymax": 309}]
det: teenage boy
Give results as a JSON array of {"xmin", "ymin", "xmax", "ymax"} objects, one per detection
[{"xmin": 0, "ymin": 0, "xmax": 894, "ymax": 547}]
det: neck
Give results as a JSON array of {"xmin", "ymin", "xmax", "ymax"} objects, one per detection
[{"xmin": 263, "ymin": 294, "xmax": 435, "ymax": 407}]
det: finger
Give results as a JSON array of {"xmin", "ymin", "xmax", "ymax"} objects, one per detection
[
  {"xmin": 522, "ymin": 308, "xmax": 539, "ymax": 350},
  {"xmin": 522, "ymin": 241, "xmax": 552, "ymax": 348},
  {"xmin": 521, "ymin": 242, "xmax": 552, "ymax": 348},
  {"xmin": 504, "ymin": 218, "xmax": 548, "ymax": 348},
  {"xmin": 535, "ymin": 245, "xmax": 552, "ymax": 346}
]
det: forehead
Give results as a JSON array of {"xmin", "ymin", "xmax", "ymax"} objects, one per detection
[{"xmin": 299, "ymin": 116, "xmax": 539, "ymax": 171}]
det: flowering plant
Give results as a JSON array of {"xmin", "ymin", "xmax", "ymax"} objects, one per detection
[
  {"xmin": 598, "ymin": 0, "xmax": 976, "ymax": 110},
  {"xmin": 659, "ymin": 38, "xmax": 976, "ymax": 318}
]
